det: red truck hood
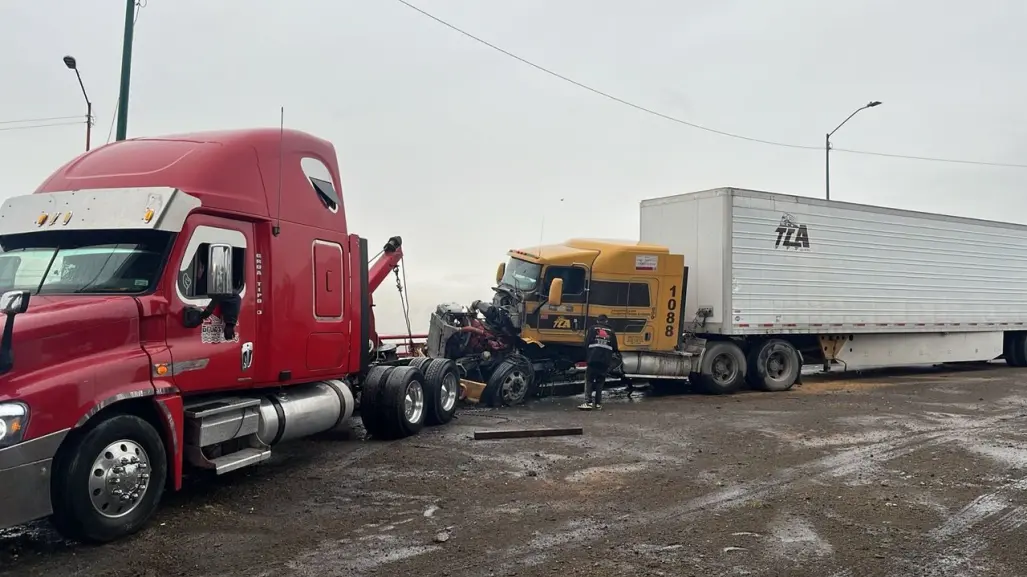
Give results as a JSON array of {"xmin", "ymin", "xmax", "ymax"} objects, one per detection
[
  {"xmin": 3, "ymin": 295, "xmax": 142, "ymax": 387},
  {"xmin": 15, "ymin": 294, "xmax": 139, "ymax": 332}
]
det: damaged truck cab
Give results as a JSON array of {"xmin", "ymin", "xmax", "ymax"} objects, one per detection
[
  {"xmin": 0, "ymin": 128, "xmax": 458, "ymax": 543},
  {"xmin": 427, "ymin": 239, "xmax": 709, "ymax": 405}
]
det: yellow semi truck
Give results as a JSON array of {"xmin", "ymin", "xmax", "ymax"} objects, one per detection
[{"xmin": 426, "ymin": 237, "xmax": 782, "ymax": 405}]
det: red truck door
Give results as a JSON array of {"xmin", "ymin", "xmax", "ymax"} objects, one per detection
[
  {"xmin": 164, "ymin": 215, "xmax": 260, "ymax": 392},
  {"xmin": 307, "ymin": 239, "xmax": 348, "ymax": 370}
]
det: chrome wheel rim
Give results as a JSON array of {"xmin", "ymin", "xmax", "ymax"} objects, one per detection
[
  {"xmin": 501, "ymin": 370, "xmax": 528, "ymax": 404},
  {"xmin": 88, "ymin": 439, "xmax": 152, "ymax": 519},
  {"xmin": 405, "ymin": 381, "xmax": 425, "ymax": 423},
  {"xmin": 440, "ymin": 373, "xmax": 459, "ymax": 412}
]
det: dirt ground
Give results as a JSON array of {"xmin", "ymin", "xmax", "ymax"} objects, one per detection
[{"xmin": 4, "ymin": 362, "xmax": 1027, "ymax": 576}]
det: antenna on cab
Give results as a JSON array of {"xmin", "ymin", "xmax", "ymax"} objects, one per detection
[{"xmin": 272, "ymin": 106, "xmax": 284, "ymax": 237}]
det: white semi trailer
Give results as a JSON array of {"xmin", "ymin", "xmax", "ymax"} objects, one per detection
[{"xmin": 639, "ymin": 187, "xmax": 1027, "ymax": 386}]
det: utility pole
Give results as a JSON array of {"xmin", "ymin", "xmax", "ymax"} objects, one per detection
[
  {"xmin": 824, "ymin": 133, "xmax": 830, "ymax": 201},
  {"xmin": 115, "ymin": 0, "xmax": 136, "ymax": 141},
  {"xmin": 825, "ymin": 101, "xmax": 881, "ymax": 201}
]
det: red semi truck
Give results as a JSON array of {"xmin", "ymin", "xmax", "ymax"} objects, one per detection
[{"xmin": 0, "ymin": 128, "xmax": 460, "ymax": 543}]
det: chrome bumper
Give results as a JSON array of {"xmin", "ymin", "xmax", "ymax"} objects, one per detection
[{"xmin": 0, "ymin": 429, "xmax": 67, "ymax": 530}]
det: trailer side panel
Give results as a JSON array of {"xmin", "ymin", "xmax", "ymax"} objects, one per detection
[{"xmin": 642, "ymin": 188, "xmax": 1027, "ymax": 336}]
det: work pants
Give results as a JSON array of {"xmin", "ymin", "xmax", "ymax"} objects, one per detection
[{"xmin": 585, "ymin": 364, "xmax": 608, "ymax": 405}]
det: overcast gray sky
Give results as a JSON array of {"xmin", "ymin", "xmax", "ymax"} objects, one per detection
[{"xmin": 2, "ymin": 0, "xmax": 1025, "ymax": 334}]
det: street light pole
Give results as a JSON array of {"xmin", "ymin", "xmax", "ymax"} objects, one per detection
[
  {"xmin": 825, "ymin": 100, "xmax": 881, "ymax": 201},
  {"xmin": 62, "ymin": 55, "xmax": 93, "ymax": 151},
  {"xmin": 115, "ymin": 0, "xmax": 136, "ymax": 141}
]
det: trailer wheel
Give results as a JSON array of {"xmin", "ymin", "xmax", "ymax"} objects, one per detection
[
  {"xmin": 1005, "ymin": 333, "xmax": 1027, "ymax": 367},
  {"xmin": 373, "ymin": 366, "xmax": 427, "ymax": 440},
  {"xmin": 423, "ymin": 358, "xmax": 460, "ymax": 425},
  {"xmin": 746, "ymin": 339, "xmax": 800, "ymax": 392},
  {"xmin": 485, "ymin": 356, "xmax": 535, "ymax": 407},
  {"xmin": 360, "ymin": 365, "xmax": 397, "ymax": 438},
  {"xmin": 695, "ymin": 341, "xmax": 746, "ymax": 395},
  {"xmin": 50, "ymin": 414, "xmax": 167, "ymax": 544}
]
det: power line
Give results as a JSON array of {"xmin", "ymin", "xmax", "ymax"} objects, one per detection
[
  {"xmin": 831, "ymin": 147, "xmax": 1027, "ymax": 169},
  {"xmin": 0, "ymin": 121, "xmax": 85, "ymax": 133},
  {"xmin": 394, "ymin": 0, "xmax": 1027, "ymax": 170},
  {"xmin": 105, "ymin": 98, "xmax": 119, "ymax": 145},
  {"xmin": 0, "ymin": 115, "xmax": 81, "ymax": 126},
  {"xmin": 394, "ymin": 0, "xmax": 815, "ymax": 152}
]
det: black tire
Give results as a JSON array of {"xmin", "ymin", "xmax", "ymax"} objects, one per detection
[
  {"xmin": 484, "ymin": 356, "xmax": 535, "ymax": 407},
  {"xmin": 409, "ymin": 357, "xmax": 433, "ymax": 372},
  {"xmin": 746, "ymin": 339, "xmax": 801, "ymax": 392},
  {"xmin": 372, "ymin": 366, "xmax": 427, "ymax": 440},
  {"xmin": 360, "ymin": 365, "xmax": 396, "ymax": 438},
  {"xmin": 50, "ymin": 414, "xmax": 168, "ymax": 544},
  {"xmin": 695, "ymin": 341, "xmax": 746, "ymax": 395},
  {"xmin": 1006, "ymin": 333, "xmax": 1026, "ymax": 367},
  {"xmin": 423, "ymin": 358, "xmax": 460, "ymax": 426}
]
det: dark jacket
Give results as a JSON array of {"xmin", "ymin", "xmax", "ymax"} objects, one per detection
[{"xmin": 585, "ymin": 322, "xmax": 619, "ymax": 368}]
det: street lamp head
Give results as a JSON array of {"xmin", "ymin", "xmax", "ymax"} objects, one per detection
[
  {"xmin": 63, "ymin": 55, "xmax": 78, "ymax": 70},
  {"xmin": 867, "ymin": 101, "xmax": 882, "ymax": 108}
]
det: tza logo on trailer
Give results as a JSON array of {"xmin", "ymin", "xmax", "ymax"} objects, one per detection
[{"xmin": 774, "ymin": 213, "xmax": 810, "ymax": 251}]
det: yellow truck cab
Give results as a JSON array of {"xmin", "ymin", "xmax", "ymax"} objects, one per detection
[{"xmin": 497, "ymin": 239, "xmax": 686, "ymax": 354}]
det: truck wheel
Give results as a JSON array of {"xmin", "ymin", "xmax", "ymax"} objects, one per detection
[
  {"xmin": 360, "ymin": 365, "xmax": 397, "ymax": 438},
  {"xmin": 485, "ymin": 356, "xmax": 535, "ymax": 407},
  {"xmin": 50, "ymin": 414, "xmax": 168, "ymax": 544},
  {"xmin": 374, "ymin": 366, "xmax": 427, "ymax": 440},
  {"xmin": 695, "ymin": 341, "xmax": 746, "ymax": 395},
  {"xmin": 1005, "ymin": 333, "xmax": 1026, "ymax": 367},
  {"xmin": 423, "ymin": 358, "xmax": 460, "ymax": 426},
  {"xmin": 409, "ymin": 357, "xmax": 433, "ymax": 372},
  {"xmin": 746, "ymin": 339, "xmax": 800, "ymax": 392}
]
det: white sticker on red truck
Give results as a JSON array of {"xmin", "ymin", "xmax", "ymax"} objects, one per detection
[
  {"xmin": 635, "ymin": 255, "xmax": 658, "ymax": 271},
  {"xmin": 201, "ymin": 315, "xmax": 241, "ymax": 344}
]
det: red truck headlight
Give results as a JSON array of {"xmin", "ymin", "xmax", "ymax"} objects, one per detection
[{"xmin": 0, "ymin": 402, "xmax": 28, "ymax": 448}]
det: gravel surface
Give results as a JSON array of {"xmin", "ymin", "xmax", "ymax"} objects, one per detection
[{"xmin": 3, "ymin": 362, "xmax": 1027, "ymax": 576}]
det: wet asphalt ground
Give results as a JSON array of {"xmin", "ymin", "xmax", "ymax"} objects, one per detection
[{"xmin": 3, "ymin": 362, "xmax": 1027, "ymax": 576}]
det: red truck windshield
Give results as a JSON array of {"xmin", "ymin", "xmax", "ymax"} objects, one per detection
[{"xmin": 0, "ymin": 230, "xmax": 172, "ymax": 295}]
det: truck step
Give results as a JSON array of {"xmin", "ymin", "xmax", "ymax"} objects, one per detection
[
  {"xmin": 209, "ymin": 447, "xmax": 271, "ymax": 475},
  {"xmin": 183, "ymin": 397, "xmax": 261, "ymax": 419},
  {"xmin": 183, "ymin": 397, "xmax": 262, "ymax": 448}
]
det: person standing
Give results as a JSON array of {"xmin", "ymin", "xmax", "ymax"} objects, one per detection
[{"xmin": 579, "ymin": 314, "xmax": 619, "ymax": 410}]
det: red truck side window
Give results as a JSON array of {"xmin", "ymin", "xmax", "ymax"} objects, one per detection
[
  {"xmin": 179, "ymin": 243, "xmax": 246, "ymax": 299},
  {"xmin": 300, "ymin": 157, "xmax": 340, "ymax": 214},
  {"xmin": 175, "ymin": 225, "xmax": 248, "ymax": 304}
]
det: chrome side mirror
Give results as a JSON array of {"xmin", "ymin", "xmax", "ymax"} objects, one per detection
[
  {"xmin": 206, "ymin": 244, "xmax": 235, "ymax": 297},
  {"xmin": 0, "ymin": 290, "xmax": 30, "ymax": 316}
]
